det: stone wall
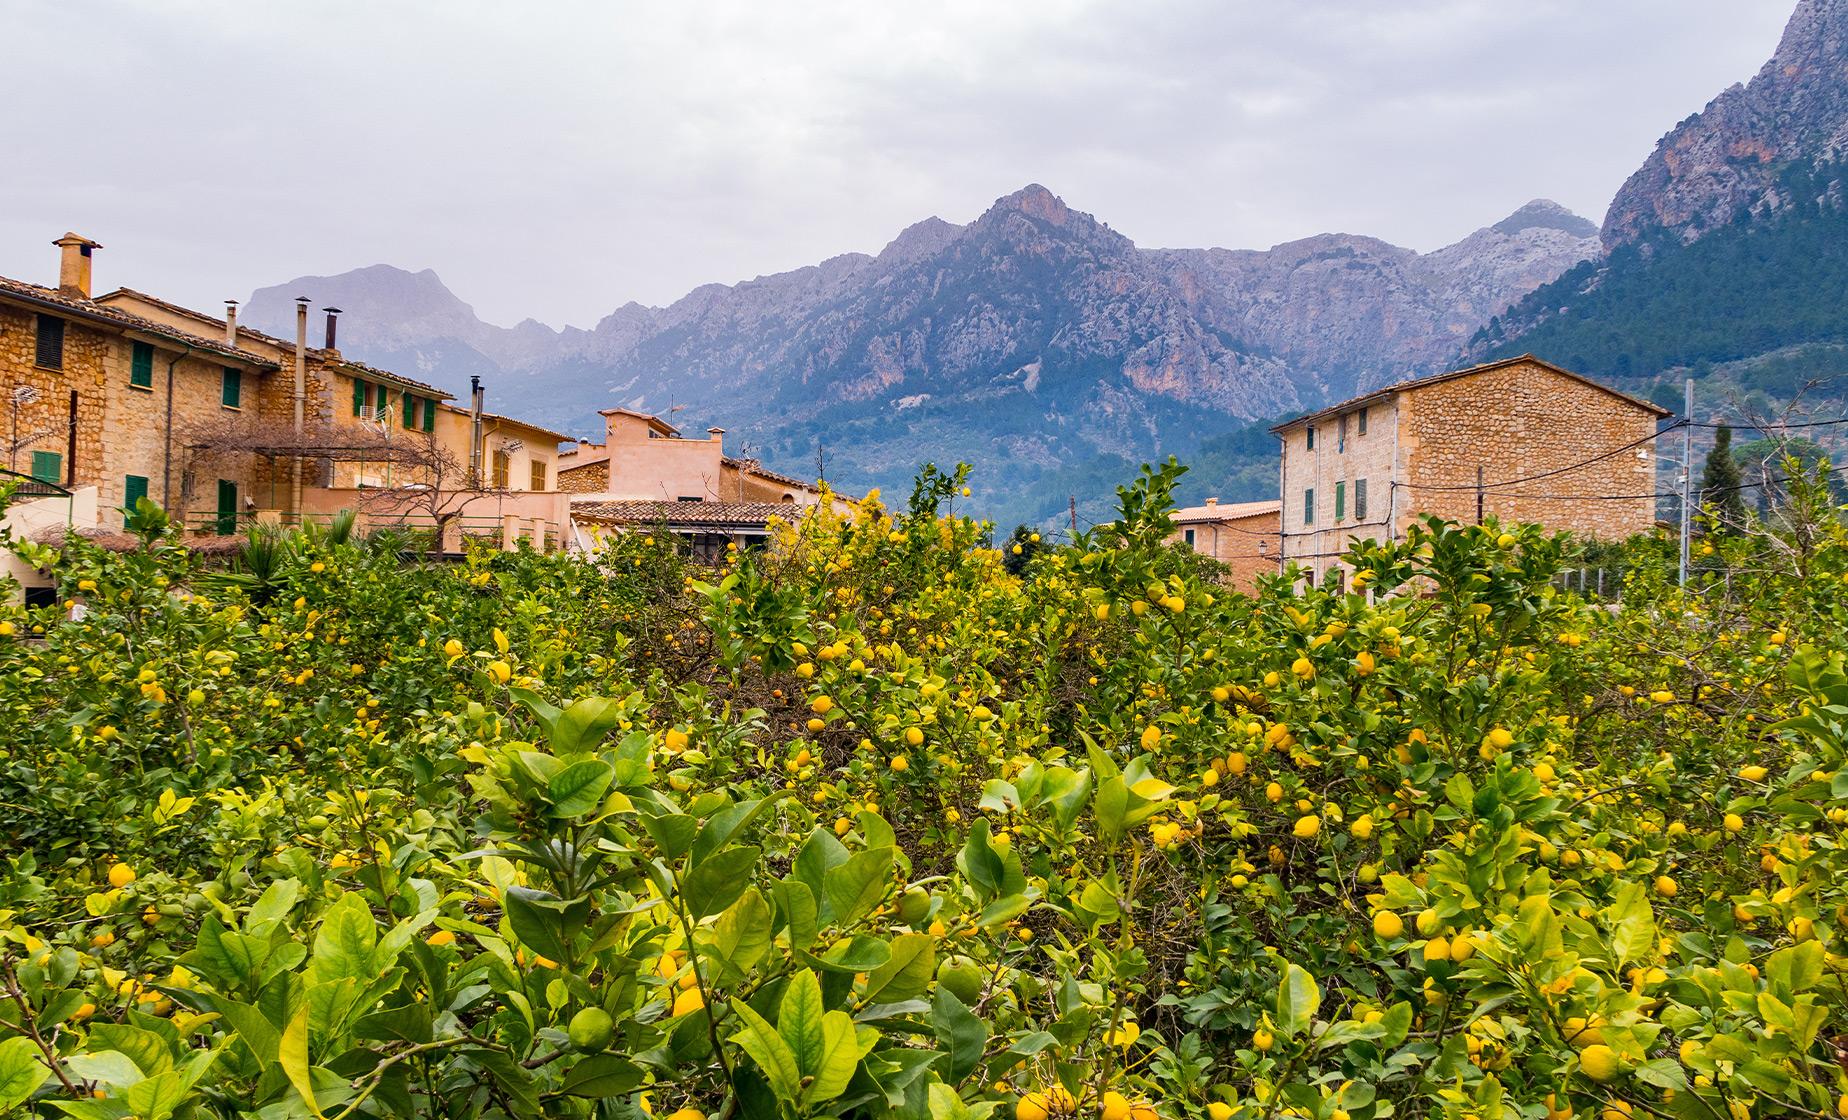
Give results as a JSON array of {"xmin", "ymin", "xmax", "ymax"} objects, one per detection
[
  {"xmin": 557, "ymin": 460, "xmax": 609, "ymax": 493},
  {"xmin": 1399, "ymin": 360, "xmax": 1660, "ymax": 541},
  {"xmin": 0, "ymin": 304, "xmax": 108, "ymax": 493}
]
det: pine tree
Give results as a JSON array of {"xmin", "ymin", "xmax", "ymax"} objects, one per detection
[{"xmin": 1699, "ymin": 424, "xmax": 1747, "ymax": 528}]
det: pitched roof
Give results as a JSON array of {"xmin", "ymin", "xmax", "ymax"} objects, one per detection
[
  {"xmin": 597, "ymin": 407, "xmax": 679, "ymax": 435},
  {"xmin": 571, "ymin": 499, "xmax": 798, "ymax": 530},
  {"xmin": 1172, "ymin": 499, "xmax": 1281, "ymax": 523},
  {"xmin": 723, "ymin": 456, "xmax": 820, "ymax": 493},
  {"xmin": 93, "ymin": 287, "xmax": 450, "ymax": 398},
  {"xmin": 0, "ymin": 276, "xmax": 279, "ymax": 368},
  {"xmin": 438, "ymin": 402, "xmax": 573, "ymax": 442},
  {"xmin": 1269, "ymin": 355, "xmax": 1674, "ymax": 434},
  {"xmin": 327, "ymin": 356, "xmax": 449, "ymax": 398}
]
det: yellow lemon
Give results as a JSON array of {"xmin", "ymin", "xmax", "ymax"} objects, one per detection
[
  {"xmin": 1579, "ymin": 1043, "xmax": 1621, "ymax": 1082},
  {"xmin": 107, "ymin": 863, "xmax": 137, "ymax": 888},
  {"xmin": 1373, "ymin": 910, "xmax": 1404, "ymax": 939}
]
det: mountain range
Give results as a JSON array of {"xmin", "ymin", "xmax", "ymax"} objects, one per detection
[
  {"xmin": 243, "ymin": 192, "xmax": 1596, "ymax": 525},
  {"xmin": 245, "ymin": 0, "xmax": 1846, "ymax": 528}
]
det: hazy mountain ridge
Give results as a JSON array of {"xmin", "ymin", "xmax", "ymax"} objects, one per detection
[{"xmin": 245, "ymin": 186, "xmax": 1597, "ymax": 519}]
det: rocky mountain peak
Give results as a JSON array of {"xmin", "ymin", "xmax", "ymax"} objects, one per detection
[
  {"xmin": 1603, "ymin": 0, "xmax": 1848, "ymax": 249},
  {"xmin": 1492, "ymin": 200, "xmax": 1599, "ymax": 238},
  {"xmin": 988, "ymin": 183, "xmax": 1072, "ymax": 225},
  {"xmin": 876, "ymin": 216, "xmax": 965, "ymax": 265}
]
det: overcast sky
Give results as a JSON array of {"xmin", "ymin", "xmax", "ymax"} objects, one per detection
[{"xmin": 0, "ymin": 1, "xmax": 1794, "ymax": 328}]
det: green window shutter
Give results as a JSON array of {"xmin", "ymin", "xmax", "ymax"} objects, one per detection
[
  {"xmin": 403, "ymin": 393, "xmax": 416, "ymax": 427},
  {"xmin": 35, "ymin": 316, "xmax": 64, "ymax": 370},
  {"xmin": 216, "ymin": 479, "xmax": 238, "ymax": 535},
  {"xmin": 1335, "ymin": 481, "xmax": 1345, "ymax": 522},
  {"xmin": 1303, "ymin": 487, "xmax": 1315, "ymax": 526},
  {"xmin": 130, "ymin": 342, "xmax": 154, "ymax": 388},
  {"xmin": 221, "ymin": 367, "xmax": 241, "ymax": 408},
  {"xmin": 30, "ymin": 450, "xmax": 61, "ymax": 483},
  {"xmin": 422, "ymin": 399, "xmax": 436, "ymax": 432},
  {"xmin": 1305, "ymin": 426, "xmax": 1315, "ymax": 450},
  {"xmin": 1355, "ymin": 479, "xmax": 1368, "ymax": 520},
  {"xmin": 353, "ymin": 378, "xmax": 366, "ymax": 416},
  {"xmin": 123, "ymin": 475, "xmax": 149, "ymax": 522}
]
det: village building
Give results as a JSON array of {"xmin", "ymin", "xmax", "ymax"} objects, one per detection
[
  {"xmin": 1270, "ymin": 355, "xmax": 1671, "ymax": 585},
  {"xmin": 1, "ymin": 233, "xmax": 574, "ymax": 597},
  {"xmin": 566, "ymin": 407, "xmax": 841, "ymax": 554},
  {"xmin": 1166, "ymin": 498, "xmax": 1282, "ymax": 590}
]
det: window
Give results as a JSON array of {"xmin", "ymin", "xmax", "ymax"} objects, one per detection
[
  {"xmin": 35, "ymin": 316, "xmax": 64, "ymax": 370},
  {"xmin": 403, "ymin": 393, "xmax": 417, "ymax": 427},
  {"xmin": 215, "ymin": 479, "xmax": 238, "ymax": 535},
  {"xmin": 1357, "ymin": 407, "xmax": 1368, "ymax": 436},
  {"xmin": 421, "ymin": 398, "xmax": 436, "ymax": 433},
  {"xmin": 1335, "ymin": 480, "xmax": 1346, "ymax": 522},
  {"xmin": 677, "ymin": 496, "xmax": 704, "ymax": 502},
  {"xmin": 220, "ymin": 367, "xmax": 241, "ymax": 409},
  {"xmin": 1338, "ymin": 415, "xmax": 1347, "ymax": 453},
  {"xmin": 491, "ymin": 450, "xmax": 510, "ymax": 488},
  {"xmin": 130, "ymin": 342, "xmax": 154, "ymax": 389},
  {"xmin": 1303, "ymin": 487, "xmax": 1315, "ymax": 526},
  {"xmin": 29, "ymin": 450, "xmax": 61, "ymax": 483},
  {"xmin": 530, "ymin": 460, "xmax": 547, "ymax": 491},
  {"xmin": 123, "ymin": 474, "xmax": 149, "ymax": 522},
  {"xmin": 1184, "ymin": 528, "xmax": 1196, "ymax": 547},
  {"xmin": 352, "ymin": 379, "xmax": 368, "ymax": 417},
  {"xmin": 1355, "ymin": 478, "xmax": 1368, "ymax": 520},
  {"xmin": 1305, "ymin": 426, "xmax": 1315, "ymax": 451}
]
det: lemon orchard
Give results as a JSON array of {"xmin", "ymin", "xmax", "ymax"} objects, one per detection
[{"xmin": 0, "ymin": 458, "xmax": 1846, "ymax": 1120}]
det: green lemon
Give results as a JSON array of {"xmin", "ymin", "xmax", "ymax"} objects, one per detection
[{"xmin": 568, "ymin": 1006, "xmax": 614, "ymax": 1052}]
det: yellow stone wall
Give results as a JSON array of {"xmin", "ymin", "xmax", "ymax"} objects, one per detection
[{"xmin": 0, "ymin": 303, "xmax": 108, "ymax": 493}]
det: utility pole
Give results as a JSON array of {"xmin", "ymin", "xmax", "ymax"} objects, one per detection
[
  {"xmin": 1475, "ymin": 466, "xmax": 1485, "ymax": 525},
  {"xmin": 1679, "ymin": 377, "xmax": 1694, "ymax": 587}
]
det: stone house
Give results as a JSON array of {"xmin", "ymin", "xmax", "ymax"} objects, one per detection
[
  {"xmin": 1167, "ymin": 498, "xmax": 1282, "ymax": 591},
  {"xmin": 1272, "ymin": 355, "xmax": 1671, "ymax": 585},
  {"xmin": 2, "ymin": 231, "xmax": 573, "ymax": 562},
  {"xmin": 0, "ymin": 235, "xmax": 281, "ymax": 533}
]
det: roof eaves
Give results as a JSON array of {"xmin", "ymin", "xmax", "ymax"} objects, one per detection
[{"xmin": 1268, "ymin": 354, "xmax": 1672, "ymax": 434}]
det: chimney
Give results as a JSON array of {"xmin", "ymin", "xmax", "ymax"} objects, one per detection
[
  {"xmin": 322, "ymin": 307, "xmax": 342, "ymax": 353},
  {"xmin": 469, "ymin": 376, "xmax": 485, "ymax": 482},
  {"xmin": 708, "ymin": 426, "xmax": 725, "ymax": 444},
  {"xmin": 1205, "ymin": 497, "xmax": 1218, "ymax": 507},
  {"xmin": 53, "ymin": 233, "xmax": 101, "ymax": 299},
  {"xmin": 224, "ymin": 300, "xmax": 240, "ymax": 347}
]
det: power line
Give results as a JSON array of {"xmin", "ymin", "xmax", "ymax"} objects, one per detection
[{"xmin": 1395, "ymin": 423, "xmax": 1682, "ymax": 493}]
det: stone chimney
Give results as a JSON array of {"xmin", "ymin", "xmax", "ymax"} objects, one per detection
[
  {"xmin": 707, "ymin": 426, "xmax": 726, "ymax": 444},
  {"xmin": 53, "ymin": 233, "xmax": 101, "ymax": 298},
  {"xmin": 1204, "ymin": 497, "xmax": 1218, "ymax": 508},
  {"xmin": 224, "ymin": 300, "xmax": 240, "ymax": 346}
]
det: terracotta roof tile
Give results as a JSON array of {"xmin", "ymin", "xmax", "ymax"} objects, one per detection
[
  {"xmin": 0, "ymin": 276, "xmax": 280, "ymax": 368},
  {"xmin": 1269, "ymin": 354, "xmax": 1673, "ymax": 434},
  {"xmin": 571, "ymin": 499, "xmax": 799, "ymax": 529},
  {"xmin": 1172, "ymin": 499, "xmax": 1281, "ymax": 522}
]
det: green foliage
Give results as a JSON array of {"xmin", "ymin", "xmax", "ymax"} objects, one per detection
[{"xmin": 0, "ymin": 472, "xmax": 1846, "ymax": 1120}]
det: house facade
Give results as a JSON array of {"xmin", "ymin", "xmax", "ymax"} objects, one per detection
[
  {"xmin": 2, "ymin": 231, "xmax": 573, "ymax": 569},
  {"xmin": 1272, "ymin": 355, "xmax": 1671, "ymax": 584},
  {"xmin": 1167, "ymin": 498, "xmax": 1282, "ymax": 591},
  {"xmin": 567, "ymin": 408, "xmax": 843, "ymax": 554}
]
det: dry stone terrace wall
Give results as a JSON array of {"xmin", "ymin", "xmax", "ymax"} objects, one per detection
[{"xmin": 1399, "ymin": 360, "xmax": 1660, "ymax": 541}]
